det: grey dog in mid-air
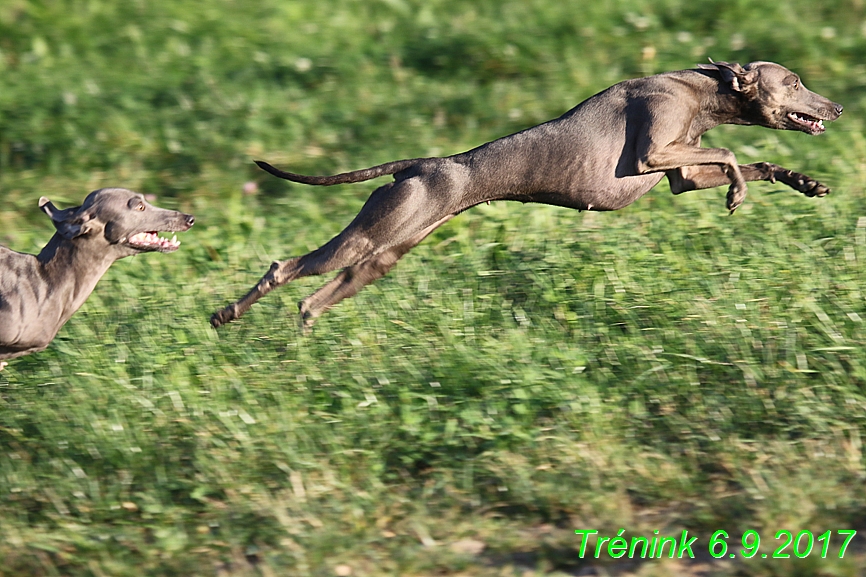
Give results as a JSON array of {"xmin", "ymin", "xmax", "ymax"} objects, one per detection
[
  {"xmin": 211, "ymin": 60, "xmax": 842, "ymax": 329},
  {"xmin": 0, "ymin": 188, "xmax": 194, "ymax": 366}
]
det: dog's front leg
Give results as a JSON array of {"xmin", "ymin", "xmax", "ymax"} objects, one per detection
[
  {"xmin": 667, "ymin": 162, "xmax": 831, "ymax": 198},
  {"xmin": 636, "ymin": 142, "xmax": 748, "ymax": 212}
]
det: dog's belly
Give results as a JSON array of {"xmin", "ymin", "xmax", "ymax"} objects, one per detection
[
  {"xmin": 566, "ymin": 171, "xmax": 667, "ymax": 211},
  {"xmin": 492, "ymin": 170, "xmax": 665, "ymax": 212}
]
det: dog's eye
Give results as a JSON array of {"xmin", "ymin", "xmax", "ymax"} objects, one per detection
[
  {"xmin": 136, "ymin": 203, "xmax": 145, "ymax": 211},
  {"xmin": 793, "ymin": 79, "xmax": 800, "ymax": 90}
]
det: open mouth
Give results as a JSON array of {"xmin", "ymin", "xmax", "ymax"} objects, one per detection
[
  {"xmin": 127, "ymin": 231, "xmax": 181, "ymax": 252},
  {"xmin": 788, "ymin": 112, "xmax": 825, "ymax": 135}
]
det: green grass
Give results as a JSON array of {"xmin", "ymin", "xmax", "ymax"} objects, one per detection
[{"xmin": 3, "ymin": 0, "xmax": 866, "ymax": 575}]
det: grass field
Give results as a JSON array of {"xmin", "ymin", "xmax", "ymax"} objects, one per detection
[{"xmin": 3, "ymin": 0, "xmax": 866, "ymax": 575}]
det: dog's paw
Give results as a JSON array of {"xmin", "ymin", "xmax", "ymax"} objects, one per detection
[
  {"xmin": 0, "ymin": 361, "xmax": 7, "ymax": 371},
  {"xmin": 798, "ymin": 177, "xmax": 831, "ymax": 197},
  {"xmin": 726, "ymin": 182, "xmax": 748, "ymax": 213},
  {"xmin": 778, "ymin": 170, "xmax": 831, "ymax": 197},
  {"xmin": 210, "ymin": 306, "xmax": 236, "ymax": 328},
  {"xmin": 297, "ymin": 301, "xmax": 318, "ymax": 334}
]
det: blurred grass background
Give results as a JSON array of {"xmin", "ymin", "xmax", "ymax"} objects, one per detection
[{"xmin": 2, "ymin": 0, "xmax": 866, "ymax": 575}]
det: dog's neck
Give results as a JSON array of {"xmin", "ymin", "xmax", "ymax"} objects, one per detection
[
  {"xmin": 709, "ymin": 79, "xmax": 766, "ymax": 128},
  {"xmin": 36, "ymin": 234, "xmax": 119, "ymax": 321}
]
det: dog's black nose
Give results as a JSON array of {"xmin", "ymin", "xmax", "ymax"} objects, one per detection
[
  {"xmin": 185, "ymin": 214, "xmax": 195, "ymax": 227},
  {"xmin": 834, "ymin": 103, "xmax": 844, "ymax": 115}
]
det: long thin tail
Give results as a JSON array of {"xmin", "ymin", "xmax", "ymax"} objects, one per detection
[{"xmin": 255, "ymin": 158, "xmax": 420, "ymax": 186}]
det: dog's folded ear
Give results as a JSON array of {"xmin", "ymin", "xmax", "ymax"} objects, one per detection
[
  {"xmin": 39, "ymin": 197, "xmax": 91, "ymax": 240},
  {"xmin": 697, "ymin": 58, "xmax": 759, "ymax": 95}
]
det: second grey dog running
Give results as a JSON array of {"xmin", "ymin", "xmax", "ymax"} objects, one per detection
[
  {"xmin": 211, "ymin": 60, "xmax": 842, "ymax": 329},
  {"xmin": 0, "ymin": 188, "xmax": 194, "ymax": 365}
]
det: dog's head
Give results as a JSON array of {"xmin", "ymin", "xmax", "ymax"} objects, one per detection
[
  {"xmin": 698, "ymin": 59, "xmax": 843, "ymax": 135},
  {"xmin": 39, "ymin": 188, "xmax": 195, "ymax": 258}
]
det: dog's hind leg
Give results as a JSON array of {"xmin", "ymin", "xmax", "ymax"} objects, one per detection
[
  {"xmin": 210, "ymin": 231, "xmax": 386, "ymax": 328},
  {"xmin": 211, "ymin": 176, "xmax": 460, "ymax": 327},
  {"xmin": 298, "ymin": 214, "xmax": 455, "ymax": 327}
]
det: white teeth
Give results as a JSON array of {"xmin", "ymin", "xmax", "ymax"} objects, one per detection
[
  {"xmin": 128, "ymin": 231, "xmax": 181, "ymax": 249},
  {"xmin": 789, "ymin": 112, "xmax": 824, "ymax": 132}
]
